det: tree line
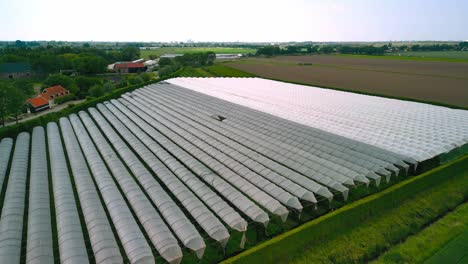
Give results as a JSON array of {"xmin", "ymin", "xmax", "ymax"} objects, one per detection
[
  {"xmin": 0, "ymin": 44, "xmax": 141, "ymax": 76},
  {"xmin": 158, "ymin": 52, "xmax": 216, "ymax": 77},
  {"xmin": 256, "ymin": 42, "xmax": 468, "ymax": 56}
]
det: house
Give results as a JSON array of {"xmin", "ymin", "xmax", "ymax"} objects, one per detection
[
  {"xmin": 0, "ymin": 62, "xmax": 32, "ymax": 79},
  {"xmin": 27, "ymin": 85, "xmax": 70, "ymax": 112},
  {"xmin": 114, "ymin": 62, "xmax": 147, "ymax": 73}
]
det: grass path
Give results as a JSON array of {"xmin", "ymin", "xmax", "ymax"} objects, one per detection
[{"xmin": 372, "ymin": 202, "xmax": 468, "ymax": 263}]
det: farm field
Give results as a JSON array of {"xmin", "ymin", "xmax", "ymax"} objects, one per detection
[
  {"xmin": 140, "ymin": 47, "xmax": 256, "ymax": 59},
  {"xmin": 385, "ymin": 51, "xmax": 468, "ymax": 60},
  {"xmin": 226, "ymin": 55, "xmax": 468, "ymax": 107},
  {"xmin": 177, "ymin": 65, "xmax": 254, "ymax": 78}
]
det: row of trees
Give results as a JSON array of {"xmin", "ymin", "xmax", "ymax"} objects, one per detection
[
  {"xmin": 158, "ymin": 52, "xmax": 216, "ymax": 77},
  {"xmin": 0, "ymin": 45, "xmax": 141, "ymax": 76},
  {"xmin": 256, "ymin": 42, "xmax": 468, "ymax": 57}
]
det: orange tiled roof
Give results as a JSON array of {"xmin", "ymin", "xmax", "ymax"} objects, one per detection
[
  {"xmin": 27, "ymin": 96, "xmax": 49, "ymax": 108},
  {"xmin": 27, "ymin": 85, "xmax": 69, "ymax": 108}
]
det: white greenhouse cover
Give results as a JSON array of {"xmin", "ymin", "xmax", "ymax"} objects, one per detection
[{"xmin": 167, "ymin": 77, "xmax": 468, "ymax": 162}]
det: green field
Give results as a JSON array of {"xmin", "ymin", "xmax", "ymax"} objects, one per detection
[
  {"xmin": 372, "ymin": 202, "xmax": 468, "ymax": 263},
  {"xmin": 386, "ymin": 51, "xmax": 468, "ymax": 59},
  {"xmin": 140, "ymin": 47, "xmax": 256, "ymax": 59},
  {"xmin": 425, "ymin": 231, "xmax": 468, "ymax": 264},
  {"xmin": 177, "ymin": 65, "xmax": 254, "ymax": 78}
]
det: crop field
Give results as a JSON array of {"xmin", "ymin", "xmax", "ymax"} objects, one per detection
[
  {"xmin": 385, "ymin": 51, "xmax": 468, "ymax": 60},
  {"xmin": 140, "ymin": 47, "xmax": 256, "ymax": 59},
  {"xmin": 0, "ymin": 78, "xmax": 467, "ymax": 264},
  {"xmin": 226, "ymin": 55, "xmax": 468, "ymax": 107},
  {"xmin": 177, "ymin": 66, "xmax": 254, "ymax": 78}
]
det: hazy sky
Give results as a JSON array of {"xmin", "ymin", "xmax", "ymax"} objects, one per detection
[{"xmin": 1, "ymin": 0, "xmax": 467, "ymax": 42}]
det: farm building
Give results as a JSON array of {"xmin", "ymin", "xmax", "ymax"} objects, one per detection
[
  {"xmin": 114, "ymin": 62, "xmax": 147, "ymax": 73},
  {"xmin": 0, "ymin": 62, "xmax": 32, "ymax": 79},
  {"xmin": 0, "ymin": 78, "xmax": 467, "ymax": 263},
  {"xmin": 216, "ymin": 54, "xmax": 242, "ymax": 60},
  {"xmin": 27, "ymin": 85, "xmax": 70, "ymax": 112}
]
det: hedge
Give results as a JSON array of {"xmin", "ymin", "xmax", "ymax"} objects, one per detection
[
  {"xmin": 0, "ymin": 68, "xmax": 184, "ymax": 140},
  {"xmin": 222, "ymin": 155, "xmax": 468, "ymax": 264},
  {"xmin": 54, "ymin": 94, "xmax": 77, "ymax": 105}
]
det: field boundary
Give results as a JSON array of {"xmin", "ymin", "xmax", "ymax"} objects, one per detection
[{"xmin": 222, "ymin": 155, "xmax": 468, "ymax": 264}]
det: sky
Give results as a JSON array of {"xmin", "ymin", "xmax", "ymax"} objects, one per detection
[{"xmin": 1, "ymin": 0, "xmax": 467, "ymax": 42}]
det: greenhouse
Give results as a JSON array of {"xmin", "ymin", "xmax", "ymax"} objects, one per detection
[{"xmin": 0, "ymin": 77, "xmax": 466, "ymax": 263}]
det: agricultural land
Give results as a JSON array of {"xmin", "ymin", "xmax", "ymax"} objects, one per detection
[{"xmin": 226, "ymin": 55, "xmax": 468, "ymax": 107}]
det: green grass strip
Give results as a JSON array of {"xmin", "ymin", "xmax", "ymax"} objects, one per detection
[
  {"xmin": 371, "ymin": 202, "xmax": 468, "ymax": 264},
  {"xmin": 222, "ymin": 155, "xmax": 468, "ymax": 264},
  {"xmin": 424, "ymin": 230, "xmax": 468, "ymax": 264}
]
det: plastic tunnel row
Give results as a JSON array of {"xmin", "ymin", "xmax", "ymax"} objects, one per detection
[{"xmin": 1, "ymin": 77, "xmax": 465, "ymax": 264}]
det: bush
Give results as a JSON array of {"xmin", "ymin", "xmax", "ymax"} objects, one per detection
[
  {"xmin": 127, "ymin": 76, "xmax": 144, "ymax": 85},
  {"xmin": 54, "ymin": 94, "xmax": 76, "ymax": 105},
  {"xmin": 139, "ymin": 72, "xmax": 153, "ymax": 82},
  {"xmin": 159, "ymin": 64, "xmax": 181, "ymax": 77},
  {"xmin": 88, "ymin": 84, "xmax": 105, "ymax": 97}
]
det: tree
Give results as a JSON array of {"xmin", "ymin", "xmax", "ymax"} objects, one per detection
[
  {"xmin": 0, "ymin": 84, "xmax": 7, "ymax": 126},
  {"xmin": 0, "ymin": 84, "xmax": 26, "ymax": 125},
  {"xmin": 44, "ymin": 74, "xmax": 79, "ymax": 95},
  {"xmin": 13, "ymin": 80, "xmax": 34, "ymax": 97},
  {"xmin": 159, "ymin": 57, "xmax": 173, "ymax": 67},
  {"xmin": 139, "ymin": 72, "xmax": 153, "ymax": 82},
  {"xmin": 74, "ymin": 76, "xmax": 102, "ymax": 98},
  {"xmin": 102, "ymin": 82, "xmax": 114, "ymax": 93},
  {"xmin": 73, "ymin": 56, "xmax": 107, "ymax": 74},
  {"xmin": 256, "ymin": 46, "xmax": 281, "ymax": 56},
  {"xmin": 121, "ymin": 46, "xmax": 140, "ymax": 61},
  {"xmin": 88, "ymin": 84, "xmax": 105, "ymax": 97},
  {"xmin": 127, "ymin": 76, "xmax": 143, "ymax": 85}
]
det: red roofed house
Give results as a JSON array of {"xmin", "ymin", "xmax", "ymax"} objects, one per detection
[
  {"xmin": 114, "ymin": 62, "xmax": 147, "ymax": 73},
  {"xmin": 27, "ymin": 85, "xmax": 70, "ymax": 112}
]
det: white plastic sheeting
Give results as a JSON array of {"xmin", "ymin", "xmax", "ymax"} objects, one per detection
[
  {"xmin": 133, "ymin": 89, "xmax": 319, "ymax": 204},
  {"xmin": 78, "ymin": 110, "xmax": 202, "ymax": 260},
  {"xmin": 119, "ymin": 96, "xmax": 290, "ymax": 222},
  {"xmin": 146, "ymin": 84, "xmax": 389, "ymax": 182},
  {"xmin": 26, "ymin": 127, "xmax": 54, "ymax": 264},
  {"xmin": 108, "ymin": 100, "xmax": 269, "ymax": 226},
  {"xmin": 59, "ymin": 118, "xmax": 123, "ymax": 264},
  {"xmin": 68, "ymin": 115, "xmax": 155, "ymax": 264},
  {"xmin": 0, "ymin": 132, "xmax": 30, "ymax": 263},
  {"xmin": 47, "ymin": 122, "xmax": 90, "ymax": 264},
  {"xmin": 167, "ymin": 77, "xmax": 468, "ymax": 162}
]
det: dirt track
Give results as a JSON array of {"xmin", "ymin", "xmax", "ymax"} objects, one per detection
[{"xmin": 227, "ymin": 55, "xmax": 468, "ymax": 107}]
